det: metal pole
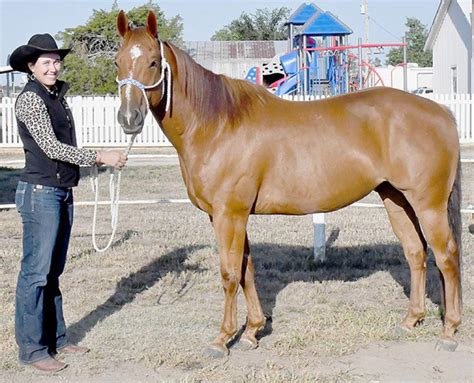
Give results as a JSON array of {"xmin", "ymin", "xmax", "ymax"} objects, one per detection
[
  {"xmin": 344, "ymin": 36, "xmax": 350, "ymax": 93},
  {"xmin": 303, "ymin": 35, "xmax": 308, "ymax": 97},
  {"xmin": 358, "ymin": 38, "xmax": 363, "ymax": 90},
  {"xmin": 362, "ymin": 0, "xmax": 370, "ymax": 70},
  {"xmin": 11, "ymin": 72, "xmax": 15, "ymax": 96},
  {"xmin": 6, "ymin": 55, "xmax": 11, "ymax": 97},
  {"xmin": 403, "ymin": 36, "xmax": 408, "ymax": 91},
  {"xmin": 6, "ymin": 74, "xmax": 10, "ymax": 98},
  {"xmin": 289, "ymin": 24, "xmax": 294, "ymax": 52},
  {"xmin": 296, "ymin": 37, "xmax": 301, "ymax": 95}
]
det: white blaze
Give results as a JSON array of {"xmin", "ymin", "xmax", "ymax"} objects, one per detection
[
  {"xmin": 124, "ymin": 83, "xmax": 134, "ymax": 125},
  {"xmin": 130, "ymin": 45, "xmax": 142, "ymax": 62},
  {"xmin": 124, "ymin": 45, "xmax": 143, "ymax": 125}
]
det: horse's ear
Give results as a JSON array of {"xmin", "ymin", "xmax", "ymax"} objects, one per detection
[
  {"xmin": 117, "ymin": 10, "xmax": 130, "ymax": 38},
  {"xmin": 147, "ymin": 11, "xmax": 158, "ymax": 38}
]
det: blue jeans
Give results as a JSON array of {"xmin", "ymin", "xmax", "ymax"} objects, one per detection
[{"xmin": 15, "ymin": 181, "xmax": 74, "ymax": 363}]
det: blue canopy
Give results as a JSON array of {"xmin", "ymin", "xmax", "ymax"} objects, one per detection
[
  {"xmin": 300, "ymin": 11, "xmax": 353, "ymax": 36},
  {"xmin": 286, "ymin": 3, "xmax": 323, "ymax": 25}
]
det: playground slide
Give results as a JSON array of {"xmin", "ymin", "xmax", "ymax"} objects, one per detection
[{"xmin": 275, "ymin": 73, "xmax": 297, "ymax": 96}]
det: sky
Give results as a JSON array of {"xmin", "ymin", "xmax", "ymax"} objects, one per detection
[{"xmin": 0, "ymin": 0, "xmax": 439, "ymax": 70}]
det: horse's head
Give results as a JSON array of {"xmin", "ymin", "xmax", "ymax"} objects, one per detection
[{"xmin": 116, "ymin": 10, "xmax": 165, "ymax": 134}]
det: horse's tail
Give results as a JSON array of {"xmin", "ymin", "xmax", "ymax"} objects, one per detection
[{"xmin": 448, "ymin": 155, "xmax": 462, "ymax": 305}]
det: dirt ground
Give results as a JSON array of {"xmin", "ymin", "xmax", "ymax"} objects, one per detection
[{"xmin": 0, "ymin": 151, "xmax": 473, "ymax": 382}]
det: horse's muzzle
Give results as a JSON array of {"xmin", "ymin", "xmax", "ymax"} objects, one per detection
[{"xmin": 117, "ymin": 109, "xmax": 144, "ymax": 135}]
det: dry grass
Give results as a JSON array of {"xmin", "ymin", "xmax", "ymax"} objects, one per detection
[{"xmin": 0, "ymin": 162, "xmax": 473, "ymax": 382}]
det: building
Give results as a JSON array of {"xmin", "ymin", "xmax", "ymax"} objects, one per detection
[
  {"xmin": 376, "ymin": 64, "xmax": 433, "ymax": 92},
  {"xmin": 424, "ymin": 0, "xmax": 472, "ymax": 94},
  {"xmin": 182, "ymin": 41, "xmax": 288, "ymax": 80}
]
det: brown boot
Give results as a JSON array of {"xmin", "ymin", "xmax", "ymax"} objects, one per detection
[
  {"xmin": 58, "ymin": 344, "xmax": 90, "ymax": 355},
  {"xmin": 30, "ymin": 356, "xmax": 67, "ymax": 373}
]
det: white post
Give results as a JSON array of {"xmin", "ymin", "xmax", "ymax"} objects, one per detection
[
  {"xmin": 358, "ymin": 38, "xmax": 363, "ymax": 89},
  {"xmin": 313, "ymin": 213, "xmax": 326, "ymax": 262},
  {"xmin": 403, "ymin": 36, "xmax": 408, "ymax": 92}
]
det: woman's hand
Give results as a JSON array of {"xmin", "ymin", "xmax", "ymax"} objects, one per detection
[{"xmin": 95, "ymin": 150, "xmax": 128, "ymax": 169}]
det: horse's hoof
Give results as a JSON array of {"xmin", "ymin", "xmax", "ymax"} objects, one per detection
[
  {"xmin": 234, "ymin": 337, "xmax": 258, "ymax": 351},
  {"xmin": 394, "ymin": 325, "xmax": 412, "ymax": 338},
  {"xmin": 203, "ymin": 344, "xmax": 229, "ymax": 359},
  {"xmin": 435, "ymin": 338, "xmax": 458, "ymax": 352}
]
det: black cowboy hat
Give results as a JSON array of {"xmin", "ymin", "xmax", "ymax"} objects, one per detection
[{"xmin": 9, "ymin": 33, "xmax": 71, "ymax": 73}]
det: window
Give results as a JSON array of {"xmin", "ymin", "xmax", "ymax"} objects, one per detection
[{"xmin": 450, "ymin": 65, "xmax": 458, "ymax": 94}]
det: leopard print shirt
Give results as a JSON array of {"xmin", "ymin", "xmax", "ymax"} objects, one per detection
[{"xmin": 16, "ymin": 91, "xmax": 97, "ymax": 166}]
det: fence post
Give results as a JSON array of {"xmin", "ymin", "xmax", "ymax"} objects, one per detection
[{"xmin": 313, "ymin": 213, "xmax": 326, "ymax": 262}]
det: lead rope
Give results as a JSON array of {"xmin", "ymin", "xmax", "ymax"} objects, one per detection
[
  {"xmin": 90, "ymin": 134, "xmax": 136, "ymax": 252},
  {"xmin": 90, "ymin": 39, "xmax": 171, "ymax": 252}
]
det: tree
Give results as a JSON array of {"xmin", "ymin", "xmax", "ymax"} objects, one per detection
[
  {"xmin": 386, "ymin": 18, "xmax": 432, "ymax": 67},
  {"xmin": 211, "ymin": 7, "xmax": 290, "ymax": 41},
  {"xmin": 57, "ymin": 0, "xmax": 183, "ymax": 95}
]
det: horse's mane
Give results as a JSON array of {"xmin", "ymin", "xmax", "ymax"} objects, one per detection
[{"xmin": 167, "ymin": 42, "xmax": 269, "ymax": 128}]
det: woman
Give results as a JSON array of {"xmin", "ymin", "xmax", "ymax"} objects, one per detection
[{"xmin": 10, "ymin": 33, "xmax": 127, "ymax": 372}]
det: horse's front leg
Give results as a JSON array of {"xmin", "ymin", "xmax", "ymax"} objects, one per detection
[
  {"xmin": 234, "ymin": 233, "xmax": 266, "ymax": 350},
  {"xmin": 205, "ymin": 208, "xmax": 249, "ymax": 358}
]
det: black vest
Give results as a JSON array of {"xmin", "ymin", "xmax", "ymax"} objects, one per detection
[{"xmin": 16, "ymin": 79, "xmax": 80, "ymax": 187}]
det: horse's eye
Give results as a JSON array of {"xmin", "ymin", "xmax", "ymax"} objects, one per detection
[{"xmin": 150, "ymin": 60, "xmax": 159, "ymax": 68}]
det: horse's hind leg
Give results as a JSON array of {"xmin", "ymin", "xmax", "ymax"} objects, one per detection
[
  {"xmin": 414, "ymin": 206, "xmax": 461, "ymax": 351},
  {"xmin": 234, "ymin": 233, "xmax": 266, "ymax": 350},
  {"xmin": 378, "ymin": 183, "xmax": 427, "ymax": 330}
]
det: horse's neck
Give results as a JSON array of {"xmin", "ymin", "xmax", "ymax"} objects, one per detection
[
  {"xmin": 156, "ymin": 44, "xmax": 256, "ymax": 165},
  {"xmin": 158, "ymin": 54, "xmax": 221, "ymax": 153}
]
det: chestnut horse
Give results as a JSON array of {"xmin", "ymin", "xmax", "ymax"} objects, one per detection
[{"xmin": 115, "ymin": 11, "xmax": 462, "ymax": 356}]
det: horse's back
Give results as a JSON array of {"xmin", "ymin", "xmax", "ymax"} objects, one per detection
[{"xmin": 250, "ymin": 88, "xmax": 459, "ymax": 214}]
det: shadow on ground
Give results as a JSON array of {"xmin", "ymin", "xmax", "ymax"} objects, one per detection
[
  {"xmin": 70, "ymin": 230, "xmax": 141, "ymax": 260},
  {"xmin": 248, "ymin": 230, "xmax": 441, "ymax": 340},
  {"xmin": 69, "ymin": 230, "xmax": 442, "ymax": 346},
  {"xmin": 68, "ymin": 244, "xmax": 207, "ymax": 344}
]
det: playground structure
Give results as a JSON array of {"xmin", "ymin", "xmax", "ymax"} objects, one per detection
[{"xmin": 245, "ymin": 3, "xmax": 407, "ymax": 97}]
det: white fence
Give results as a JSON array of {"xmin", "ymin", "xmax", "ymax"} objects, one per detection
[
  {"xmin": 0, "ymin": 93, "xmax": 473, "ymax": 147},
  {"xmin": 424, "ymin": 94, "xmax": 473, "ymax": 143},
  {"xmin": 0, "ymin": 96, "xmax": 170, "ymax": 148}
]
